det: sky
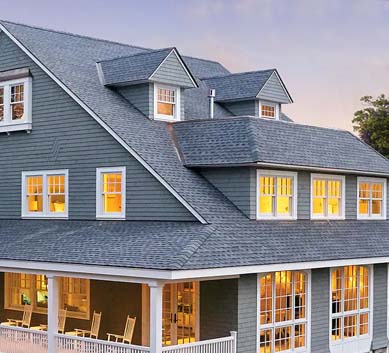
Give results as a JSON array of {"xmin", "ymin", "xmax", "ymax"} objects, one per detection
[{"xmin": 1, "ymin": 0, "xmax": 389, "ymax": 131}]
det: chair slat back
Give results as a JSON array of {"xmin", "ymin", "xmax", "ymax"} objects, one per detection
[
  {"xmin": 22, "ymin": 305, "xmax": 32, "ymax": 327},
  {"xmin": 90, "ymin": 311, "xmax": 102, "ymax": 338},
  {"xmin": 123, "ymin": 316, "xmax": 136, "ymax": 343},
  {"xmin": 58, "ymin": 309, "xmax": 67, "ymax": 333}
]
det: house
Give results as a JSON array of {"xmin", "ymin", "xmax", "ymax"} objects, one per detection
[{"xmin": 0, "ymin": 19, "xmax": 388, "ymax": 353}]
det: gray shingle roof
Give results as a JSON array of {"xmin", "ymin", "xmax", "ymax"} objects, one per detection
[
  {"xmin": 173, "ymin": 117, "xmax": 389, "ymax": 174},
  {"xmin": 0, "ymin": 219, "xmax": 389, "ymax": 270},
  {"xmin": 203, "ymin": 70, "xmax": 275, "ymax": 102},
  {"xmin": 98, "ymin": 48, "xmax": 174, "ymax": 86}
]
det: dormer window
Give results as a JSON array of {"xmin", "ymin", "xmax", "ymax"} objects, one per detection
[
  {"xmin": 0, "ymin": 73, "xmax": 32, "ymax": 133},
  {"xmin": 154, "ymin": 84, "xmax": 180, "ymax": 121},
  {"xmin": 260, "ymin": 102, "xmax": 279, "ymax": 120}
]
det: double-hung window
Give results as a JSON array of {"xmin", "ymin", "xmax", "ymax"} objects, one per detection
[
  {"xmin": 257, "ymin": 170, "xmax": 297, "ymax": 219},
  {"xmin": 154, "ymin": 84, "xmax": 180, "ymax": 121},
  {"xmin": 96, "ymin": 167, "xmax": 126, "ymax": 219},
  {"xmin": 311, "ymin": 174, "xmax": 345, "ymax": 219},
  {"xmin": 357, "ymin": 177, "xmax": 386, "ymax": 219},
  {"xmin": 330, "ymin": 266, "xmax": 371, "ymax": 352},
  {"xmin": 0, "ymin": 76, "xmax": 32, "ymax": 132},
  {"xmin": 260, "ymin": 102, "xmax": 279, "ymax": 120},
  {"xmin": 22, "ymin": 170, "xmax": 68, "ymax": 218},
  {"xmin": 258, "ymin": 271, "xmax": 309, "ymax": 353}
]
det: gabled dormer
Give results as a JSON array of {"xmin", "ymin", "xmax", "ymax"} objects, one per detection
[
  {"xmin": 97, "ymin": 48, "xmax": 198, "ymax": 121},
  {"xmin": 203, "ymin": 69, "xmax": 293, "ymax": 120}
]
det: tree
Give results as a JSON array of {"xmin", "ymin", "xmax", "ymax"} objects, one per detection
[{"xmin": 353, "ymin": 94, "xmax": 389, "ymax": 158}]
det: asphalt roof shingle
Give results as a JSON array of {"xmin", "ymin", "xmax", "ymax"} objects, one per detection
[{"xmin": 173, "ymin": 117, "xmax": 389, "ymax": 174}]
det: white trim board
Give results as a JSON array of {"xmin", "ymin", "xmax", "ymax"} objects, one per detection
[{"xmin": 0, "ymin": 23, "xmax": 207, "ymax": 225}]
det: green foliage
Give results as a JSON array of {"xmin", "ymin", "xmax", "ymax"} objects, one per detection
[{"xmin": 353, "ymin": 94, "xmax": 389, "ymax": 158}]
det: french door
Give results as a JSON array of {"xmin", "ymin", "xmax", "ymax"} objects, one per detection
[{"xmin": 162, "ymin": 282, "xmax": 199, "ymax": 346}]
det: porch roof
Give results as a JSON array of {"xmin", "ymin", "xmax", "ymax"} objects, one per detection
[{"xmin": 1, "ymin": 219, "xmax": 389, "ymax": 271}]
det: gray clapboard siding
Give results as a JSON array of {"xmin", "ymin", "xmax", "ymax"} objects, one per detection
[
  {"xmin": 0, "ymin": 32, "xmax": 195, "ymax": 221},
  {"xmin": 298, "ymin": 171, "xmax": 311, "ymax": 219},
  {"xmin": 372, "ymin": 264, "xmax": 388, "ymax": 350},
  {"xmin": 200, "ymin": 168, "xmax": 253, "ymax": 219},
  {"xmin": 117, "ymin": 83, "xmax": 153, "ymax": 118},
  {"xmin": 345, "ymin": 175, "xmax": 357, "ymax": 219},
  {"xmin": 223, "ymin": 100, "xmax": 258, "ymax": 117},
  {"xmin": 311, "ymin": 268, "xmax": 330, "ymax": 353},
  {"xmin": 151, "ymin": 51, "xmax": 194, "ymax": 88},
  {"xmin": 257, "ymin": 71, "xmax": 290, "ymax": 104},
  {"xmin": 238, "ymin": 274, "xmax": 257, "ymax": 353},
  {"xmin": 200, "ymin": 279, "xmax": 238, "ymax": 340}
]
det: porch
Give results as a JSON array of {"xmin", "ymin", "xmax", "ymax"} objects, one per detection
[{"xmin": 0, "ymin": 272, "xmax": 238, "ymax": 353}]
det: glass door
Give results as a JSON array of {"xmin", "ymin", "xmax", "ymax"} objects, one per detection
[{"xmin": 162, "ymin": 282, "xmax": 199, "ymax": 346}]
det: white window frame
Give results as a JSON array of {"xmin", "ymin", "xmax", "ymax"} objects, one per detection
[
  {"xmin": 310, "ymin": 174, "xmax": 346, "ymax": 220},
  {"xmin": 357, "ymin": 177, "xmax": 387, "ymax": 220},
  {"xmin": 329, "ymin": 266, "xmax": 373, "ymax": 353},
  {"xmin": 21, "ymin": 169, "xmax": 68, "ymax": 219},
  {"xmin": 256, "ymin": 169, "xmax": 298, "ymax": 220},
  {"xmin": 257, "ymin": 270, "xmax": 311, "ymax": 353},
  {"xmin": 259, "ymin": 101, "xmax": 280, "ymax": 120},
  {"xmin": 154, "ymin": 84, "xmax": 181, "ymax": 121},
  {"xmin": 96, "ymin": 166, "xmax": 126, "ymax": 220},
  {"xmin": 0, "ymin": 77, "xmax": 32, "ymax": 132}
]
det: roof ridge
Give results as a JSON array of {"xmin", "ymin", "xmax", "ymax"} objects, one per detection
[
  {"xmin": 0, "ymin": 19, "xmax": 151, "ymax": 51},
  {"xmin": 97, "ymin": 47, "xmax": 174, "ymax": 64},
  {"xmin": 183, "ymin": 55, "xmax": 229, "ymax": 66},
  {"xmin": 203, "ymin": 68, "xmax": 275, "ymax": 81}
]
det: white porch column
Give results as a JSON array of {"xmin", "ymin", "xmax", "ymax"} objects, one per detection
[
  {"xmin": 149, "ymin": 282, "xmax": 164, "ymax": 353},
  {"xmin": 47, "ymin": 275, "xmax": 59, "ymax": 353}
]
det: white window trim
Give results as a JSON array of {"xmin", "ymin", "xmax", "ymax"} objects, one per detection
[
  {"xmin": 329, "ymin": 266, "xmax": 373, "ymax": 353},
  {"xmin": 357, "ymin": 177, "xmax": 387, "ymax": 220},
  {"xmin": 0, "ymin": 76, "xmax": 32, "ymax": 132},
  {"xmin": 259, "ymin": 101, "xmax": 280, "ymax": 120},
  {"xmin": 21, "ymin": 169, "xmax": 68, "ymax": 219},
  {"xmin": 96, "ymin": 166, "xmax": 126, "ymax": 220},
  {"xmin": 257, "ymin": 270, "xmax": 312, "ymax": 353},
  {"xmin": 153, "ymin": 84, "xmax": 181, "ymax": 122},
  {"xmin": 310, "ymin": 173, "xmax": 346, "ymax": 220},
  {"xmin": 256, "ymin": 169, "xmax": 298, "ymax": 220}
]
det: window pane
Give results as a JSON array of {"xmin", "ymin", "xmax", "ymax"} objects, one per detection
[
  {"xmin": 157, "ymin": 102, "xmax": 174, "ymax": 116},
  {"xmin": 103, "ymin": 173, "xmax": 122, "ymax": 213},
  {"xmin": 35, "ymin": 275, "xmax": 48, "ymax": 309},
  {"xmin": 359, "ymin": 199, "xmax": 369, "ymax": 215},
  {"xmin": 61, "ymin": 277, "xmax": 88, "ymax": 315},
  {"xmin": 294, "ymin": 272, "xmax": 306, "ymax": 319},
  {"xmin": 372, "ymin": 200, "xmax": 382, "ymax": 215},
  {"xmin": 259, "ymin": 329, "xmax": 272, "ymax": 353},
  {"xmin": 328, "ymin": 181, "xmax": 341, "ymax": 216},
  {"xmin": 372, "ymin": 183, "xmax": 383, "ymax": 198},
  {"xmin": 344, "ymin": 266, "xmax": 357, "ymax": 312},
  {"xmin": 295, "ymin": 324, "xmax": 306, "ymax": 349},
  {"xmin": 9, "ymin": 273, "xmax": 32, "ymax": 307},
  {"xmin": 11, "ymin": 84, "xmax": 24, "ymax": 120},
  {"xmin": 274, "ymin": 326, "xmax": 291, "ymax": 352},
  {"xmin": 331, "ymin": 269, "xmax": 342, "ymax": 314},
  {"xmin": 259, "ymin": 176, "xmax": 275, "ymax": 215},
  {"xmin": 277, "ymin": 177, "xmax": 292, "ymax": 216},
  {"xmin": 275, "ymin": 271, "xmax": 292, "ymax": 323},
  {"xmin": 262, "ymin": 105, "xmax": 275, "ymax": 118},
  {"xmin": 360, "ymin": 313, "xmax": 369, "ymax": 336},
  {"xmin": 48, "ymin": 175, "xmax": 66, "ymax": 213},
  {"xmin": 359, "ymin": 266, "xmax": 369, "ymax": 309},
  {"xmin": 344, "ymin": 315, "xmax": 357, "ymax": 338},
  {"xmin": 27, "ymin": 176, "xmax": 43, "ymax": 212},
  {"xmin": 313, "ymin": 179, "xmax": 326, "ymax": 215},
  {"xmin": 359, "ymin": 183, "xmax": 370, "ymax": 198},
  {"xmin": 331, "ymin": 317, "xmax": 342, "ymax": 341},
  {"xmin": 260, "ymin": 274, "xmax": 273, "ymax": 325}
]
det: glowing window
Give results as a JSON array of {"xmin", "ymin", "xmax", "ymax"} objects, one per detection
[
  {"xmin": 0, "ymin": 87, "xmax": 4, "ymax": 121},
  {"xmin": 311, "ymin": 174, "xmax": 344, "ymax": 219},
  {"xmin": 358, "ymin": 178, "xmax": 386, "ymax": 219},
  {"xmin": 96, "ymin": 167, "xmax": 126, "ymax": 219},
  {"xmin": 257, "ymin": 171, "xmax": 297, "ymax": 219},
  {"xmin": 155, "ymin": 85, "xmax": 180, "ymax": 121},
  {"xmin": 10, "ymin": 84, "xmax": 24, "ymax": 120},
  {"xmin": 60, "ymin": 277, "xmax": 89, "ymax": 318},
  {"xmin": 261, "ymin": 104, "xmax": 276, "ymax": 118},
  {"xmin": 330, "ymin": 266, "xmax": 370, "ymax": 342},
  {"xmin": 23, "ymin": 170, "xmax": 68, "ymax": 218},
  {"xmin": 258, "ymin": 271, "xmax": 308, "ymax": 353}
]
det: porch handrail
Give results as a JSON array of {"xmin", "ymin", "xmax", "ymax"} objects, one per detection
[
  {"xmin": 55, "ymin": 333, "xmax": 150, "ymax": 353},
  {"xmin": 0, "ymin": 324, "xmax": 48, "ymax": 336}
]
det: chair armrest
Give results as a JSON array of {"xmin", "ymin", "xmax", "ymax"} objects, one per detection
[
  {"xmin": 74, "ymin": 329, "xmax": 91, "ymax": 337},
  {"xmin": 107, "ymin": 333, "xmax": 123, "ymax": 342}
]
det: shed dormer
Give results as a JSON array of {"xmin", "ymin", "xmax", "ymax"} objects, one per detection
[
  {"xmin": 97, "ymin": 48, "xmax": 198, "ymax": 121},
  {"xmin": 203, "ymin": 69, "xmax": 293, "ymax": 120}
]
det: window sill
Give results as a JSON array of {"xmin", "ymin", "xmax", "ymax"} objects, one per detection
[
  {"xmin": 96, "ymin": 215, "xmax": 125, "ymax": 221},
  {"xmin": 256, "ymin": 216, "xmax": 297, "ymax": 221},
  {"xmin": 310, "ymin": 216, "xmax": 345, "ymax": 221},
  {"xmin": 0, "ymin": 122, "xmax": 32, "ymax": 133},
  {"xmin": 357, "ymin": 216, "xmax": 386, "ymax": 220},
  {"xmin": 154, "ymin": 114, "xmax": 180, "ymax": 122},
  {"xmin": 22, "ymin": 215, "xmax": 68, "ymax": 220}
]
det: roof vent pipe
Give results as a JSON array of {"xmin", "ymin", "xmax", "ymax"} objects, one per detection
[{"xmin": 208, "ymin": 89, "xmax": 216, "ymax": 119}]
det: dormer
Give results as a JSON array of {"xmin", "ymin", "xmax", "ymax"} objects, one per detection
[
  {"xmin": 203, "ymin": 69, "xmax": 293, "ymax": 120},
  {"xmin": 97, "ymin": 48, "xmax": 198, "ymax": 121}
]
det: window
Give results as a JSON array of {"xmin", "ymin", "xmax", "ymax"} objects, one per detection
[
  {"xmin": 96, "ymin": 167, "xmax": 126, "ymax": 219},
  {"xmin": 0, "ymin": 77, "xmax": 32, "ymax": 132},
  {"xmin": 22, "ymin": 170, "xmax": 68, "ymax": 218},
  {"xmin": 257, "ymin": 170, "xmax": 297, "ymax": 219},
  {"xmin": 5, "ymin": 273, "xmax": 90, "ymax": 319},
  {"xmin": 357, "ymin": 177, "xmax": 386, "ymax": 219},
  {"xmin": 330, "ymin": 266, "xmax": 371, "ymax": 343},
  {"xmin": 260, "ymin": 102, "xmax": 279, "ymax": 120},
  {"xmin": 311, "ymin": 174, "xmax": 345, "ymax": 219},
  {"xmin": 154, "ymin": 85, "xmax": 180, "ymax": 121},
  {"xmin": 258, "ymin": 271, "xmax": 309, "ymax": 353}
]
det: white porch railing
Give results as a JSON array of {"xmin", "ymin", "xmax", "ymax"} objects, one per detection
[
  {"xmin": 55, "ymin": 334, "xmax": 151, "ymax": 353},
  {"xmin": 0, "ymin": 325, "xmax": 48, "ymax": 353},
  {"xmin": 162, "ymin": 332, "xmax": 237, "ymax": 353}
]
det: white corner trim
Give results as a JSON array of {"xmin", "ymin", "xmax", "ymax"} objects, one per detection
[
  {"xmin": 310, "ymin": 173, "xmax": 346, "ymax": 220},
  {"xmin": 149, "ymin": 49, "xmax": 197, "ymax": 88},
  {"xmin": 0, "ymin": 23, "xmax": 207, "ymax": 225},
  {"xmin": 356, "ymin": 176, "xmax": 387, "ymax": 220}
]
